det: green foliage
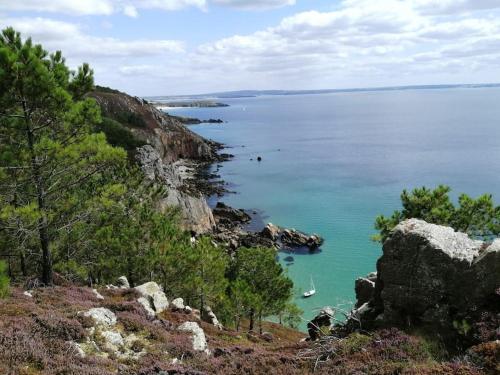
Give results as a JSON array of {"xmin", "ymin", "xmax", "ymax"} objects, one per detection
[
  {"xmin": 0, "ymin": 27, "xmax": 126, "ymax": 284},
  {"xmin": 281, "ymin": 302, "xmax": 303, "ymax": 329},
  {"xmin": 0, "ymin": 29, "xmax": 298, "ymax": 335},
  {"xmin": 374, "ymin": 185, "xmax": 500, "ymax": 242},
  {"xmin": 0, "ymin": 261, "xmax": 9, "ymax": 298},
  {"xmin": 113, "ymin": 110, "xmax": 147, "ymax": 128},
  {"xmin": 453, "ymin": 319, "xmax": 472, "ymax": 336},
  {"xmin": 95, "ymin": 117, "xmax": 145, "ymax": 151},
  {"xmin": 231, "ymin": 247, "xmax": 294, "ymax": 332}
]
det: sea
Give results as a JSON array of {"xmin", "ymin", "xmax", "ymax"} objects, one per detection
[{"xmin": 165, "ymin": 87, "xmax": 500, "ymax": 328}]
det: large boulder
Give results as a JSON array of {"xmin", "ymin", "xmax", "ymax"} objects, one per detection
[
  {"xmin": 365, "ymin": 219, "xmax": 500, "ymax": 336},
  {"xmin": 135, "ymin": 282, "xmax": 169, "ymax": 315},
  {"xmin": 177, "ymin": 321, "xmax": 210, "ymax": 354}
]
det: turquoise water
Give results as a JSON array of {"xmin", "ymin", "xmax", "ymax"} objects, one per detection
[{"xmin": 167, "ymin": 88, "xmax": 500, "ymax": 327}]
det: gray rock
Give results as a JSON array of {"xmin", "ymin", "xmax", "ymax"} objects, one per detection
[
  {"xmin": 136, "ymin": 145, "xmax": 215, "ymax": 233},
  {"xmin": 116, "ymin": 276, "xmax": 130, "ymax": 289},
  {"xmin": 171, "ymin": 297, "xmax": 185, "ymax": 311},
  {"xmin": 261, "ymin": 223, "xmax": 280, "ymax": 241},
  {"xmin": 82, "ymin": 308, "xmax": 117, "ymax": 327},
  {"xmin": 354, "ymin": 274, "xmax": 376, "ymax": 308},
  {"xmin": 135, "ymin": 282, "xmax": 169, "ymax": 315},
  {"xmin": 202, "ymin": 306, "xmax": 223, "ymax": 330},
  {"xmin": 137, "ymin": 297, "xmax": 156, "ymax": 317},
  {"xmin": 92, "ymin": 289, "xmax": 105, "ymax": 300},
  {"xmin": 152, "ymin": 291, "xmax": 169, "ymax": 313},
  {"xmin": 281, "ymin": 228, "xmax": 324, "ymax": 250},
  {"xmin": 178, "ymin": 321, "xmax": 210, "ymax": 354},
  {"xmin": 367, "ymin": 219, "xmax": 500, "ymax": 333},
  {"xmin": 213, "ymin": 202, "xmax": 251, "ymax": 224},
  {"xmin": 101, "ymin": 330, "xmax": 124, "ymax": 351}
]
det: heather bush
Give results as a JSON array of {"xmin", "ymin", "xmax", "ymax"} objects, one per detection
[
  {"xmin": 33, "ymin": 312, "xmax": 86, "ymax": 341},
  {"xmin": 468, "ymin": 341, "xmax": 500, "ymax": 374}
]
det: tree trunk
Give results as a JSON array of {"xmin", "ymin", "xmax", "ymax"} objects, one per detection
[
  {"xmin": 23, "ymin": 99, "xmax": 53, "ymax": 286},
  {"xmin": 259, "ymin": 310, "xmax": 263, "ymax": 334},
  {"xmin": 249, "ymin": 308, "xmax": 255, "ymax": 332},
  {"xmin": 20, "ymin": 250, "xmax": 27, "ymax": 276}
]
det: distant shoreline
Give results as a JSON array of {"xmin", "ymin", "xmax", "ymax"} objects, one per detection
[
  {"xmin": 149, "ymin": 100, "xmax": 229, "ymax": 108},
  {"xmin": 147, "ymin": 82, "xmax": 500, "ymax": 100}
]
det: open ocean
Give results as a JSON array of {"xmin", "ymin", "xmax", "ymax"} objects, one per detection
[{"xmin": 166, "ymin": 87, "xmax": 500, "ymax": 328}]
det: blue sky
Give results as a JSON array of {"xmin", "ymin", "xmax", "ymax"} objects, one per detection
[{"xmin": 1, "ymin": 1, "xmax": 500, "ymax": 95}]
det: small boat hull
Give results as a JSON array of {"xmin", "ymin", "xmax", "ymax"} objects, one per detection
[{"xmin": 303, "ymin": 290, "xmax": 316, "ymax": 298}]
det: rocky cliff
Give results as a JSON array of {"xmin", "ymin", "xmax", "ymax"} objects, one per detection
[
  {"xmin": 352, "ymin": 219, "xmax": 500, "ymax": 345},
  {"xmin": 90, "ymin": 89, "xmax": 218, "ymax": 233}
]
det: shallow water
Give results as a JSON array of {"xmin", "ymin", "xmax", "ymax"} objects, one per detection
[{"xmin": 167, "ymin": 88, "xmax": 500, "ymax": 328}]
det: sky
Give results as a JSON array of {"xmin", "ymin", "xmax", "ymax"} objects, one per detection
[{"xmin": 1, "ymin": 0, "xmax": 500, "ymax": 96}]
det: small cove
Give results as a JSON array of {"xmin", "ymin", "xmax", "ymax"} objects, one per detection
[{"xmin": 166, "ymin": 87, "xmax": 500, "ymax": 328}]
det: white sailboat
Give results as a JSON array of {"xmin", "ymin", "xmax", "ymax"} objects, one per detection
[{"xmin": 303, "ymin": 276, "xmax": 316, "ymax": 298}]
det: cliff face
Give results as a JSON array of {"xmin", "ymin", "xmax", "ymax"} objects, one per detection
[
  {"xmin": 90, "ymin": 90, "xmax": 217, "ymax": 162},
  {"xmin": 353, "ymin": 219, "xmax": 500, "ymax": 345},
  {"xmin": 136, "ymin": 145, "xmax": 215, "ymax": 233},
  {"xmin": 90, "ymin": 89, "xmax": 217, "ymax": 233}
]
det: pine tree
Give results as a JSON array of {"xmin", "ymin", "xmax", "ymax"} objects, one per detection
[{"xmin": 0, "ymin": 28, "xmax": 126, "ymax": 285}]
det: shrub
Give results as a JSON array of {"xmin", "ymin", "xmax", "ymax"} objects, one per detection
[
  {"xmin": 95, "ymin": 117, "xmax": 146, "ymax": 151},
  {"xmin": 0, "ymin": 260, "xmax": 9, "ymax": 298}
]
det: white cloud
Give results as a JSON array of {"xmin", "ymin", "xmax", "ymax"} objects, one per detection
[
  {"xmin": 0, "ymin": 0, "xmax": 207, "ymax": 16},
  {"xmin": 0, "ymin": 17, "xmax": 184, "ymax": 57},
  {"xmin": 0, "ymin": 0, "xmax": 295, "ymax": 16},
  {"xmin": 123, "ymin": 5, "xmax": 138, "ymax": 18},
  {"xmin": 0, "ymin": 0, "xmax": 115, "ymax": 15},
  {"xmin": 210, "ymin": 0, "xmax": 295, "ymax": 10},
  {"xmin": 2, "ymin": 0, "xmax": 500, "ymax": 95}
]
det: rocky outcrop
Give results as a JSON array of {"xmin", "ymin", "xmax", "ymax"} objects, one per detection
[
  {"xmin": 177, "ymin": 321, "xmax": 210, "ymax": 354},
  {"xmin": 354, "ymin": 272, "xmax": 376, "ymax": 308},
  {"xmin": 213, "ymin": 202, "xmax": 251, "ymax": 224},
  {"xmin": 171, "ymin": 297, "xmax": 185, "ymax": 311},
  {"xmin": 137, "ymin": 145, "xmax": 215, "ymax": 233},
  {"xmin": 307, "ymin": 307, "xmax": 334, "ymax": 341},
  {"xmin": 91, "ymin": 90, "xmax": 217, "ymax": 163},
  {"xmin": 213, "ymin": 215, "xmax": 324, "ymax": 253},
  {"xmin": 91, "ymin": 89, "xmax": 222, "ymax": 234},
  {"xmin": 353, "ymin": 219, "xmax": 500, "ymax": 340},
  {"xmin": 202, "ymin": 306, "xmax": 223, "ymax": 330},
  {"xmin": 116, "ymin": 276, "xmax": 130, "ymax": 289},
  {"xmin": 281, "ymin": 229, "xmax": 324, "ymax": 250},
  {"xmin": 260, "ymin": 223, "xmax": 280, "ymax": 241},
  {"xmin": 134, "ymin": 281, "xmax": 169, "ymax": 316}
]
